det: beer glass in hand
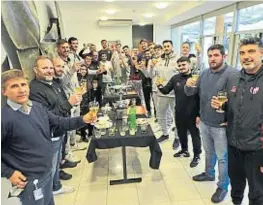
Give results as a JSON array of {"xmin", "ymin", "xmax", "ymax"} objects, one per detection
[
  {"xmin": 216, "ymin": 91, "xmax": 227, "ymax": 113},
  {"xmin": 191, "ymin": 70, "xmax": 200, "ymax": 88}
]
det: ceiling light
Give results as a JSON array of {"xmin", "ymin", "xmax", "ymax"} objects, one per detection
[
  {"xmin": 155, "ymin": 2, "xmax": 168, "ymax": 9},
  {"xmin": 105, "ymin": 9, "xmax": 117, "ymax": 15},
  {"xmin": 143, "ymin": 13, "xmax": 154, "ymax": 18},
  {"xmin": 100, "ymin": 16, "xmax": 108, "ymax": 21},
  {"xmin": 104, "ymin": 0, "xmax": 115, "ymax": 2}
]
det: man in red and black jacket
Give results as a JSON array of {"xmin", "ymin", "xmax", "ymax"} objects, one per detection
[
  {"xmin": 211, "ymin": 37, "xmax": 263, "ymax": 205},
  {"xmin": 157, "ymin": 56, "xmax": 201, "ymax": 168}
]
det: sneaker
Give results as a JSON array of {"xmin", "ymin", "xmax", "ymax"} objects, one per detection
[
  {"xmin": 157, "ymin": 135, "xmax": 169, "ymax": 143},
  {"xmin": 173, "ymin": 150, "xmax": 190, "ymax": 158},
  {"xmin": 65, "ymin": 151, "xmax": 81, "ymax": 163},
  {"xmin": 59, "ymin": 170, "xmax": 72, "ymax": 180},
  {"xmin": 53, "ymin": 185, "xmax": 75, "ymax": 195},
  {"xmin": 60, "ymin": 159, "xmax": 78, "ymax": 169},
  {"xmin": 190, "ymin": 155, "xmax": 200, "ymax": 168},
  {"xmin": 71, "ymin": 143, "xmax": 87, "ymax": 152},
  {"xmin": 211, "ymin": 187, "xmax": 228, "ymax": 203},
  {"xmin": 172, "ymin": 138, "xmax": 180, "ymax": 150},
  {"xmin": 192, "ymin": 172, "xmax": 215, "ymax": 182}
]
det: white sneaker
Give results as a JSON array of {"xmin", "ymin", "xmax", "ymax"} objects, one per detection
[
  {"xmin": 53, "ymin": 185, "xmax": 75, "ymax": 195},
  {"xmin": 65, "ymin": 151, "xmax": 81, "ymax": 163},
  {"xmin": 71, "ymin": 143, "xmax": 87, "ymax": 152}
]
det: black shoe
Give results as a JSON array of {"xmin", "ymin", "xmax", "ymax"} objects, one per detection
[
  {"xmin": 157, "ymin": 135, "xmax": 169, "ymax": 143},
  {"xmin": 147, "ymin": 112, "xmax": 152, "ymax": 118},
  {"xmin": 60, "ymin": 160, "xmax": 78, "ymax": 169},
  {"xmin": 59, "ymin": 170, "xmax": 72, "ymax": 180},
  {"xmin": 81, "ymin": 136, "xmax": 89, "ymax": 143},
  {"xmin": 172, "ymin": 127, "xmax": 176, "ymax": 131},
  {"xmin": 154, "ymin": 119, "xmax": 158, "ymax": 123},
  {"xmin": 192, "ymin": 172, "xmax": 215, "ymax": 182},
  {"xmin": 172, "ymin": 138, "xmax": 180, "ymax": 149},
  {"xmin": 211, "ymin": 187, "xmax": 228, "ymax": 203},
  {"xmin": 173, "ymin": 150, "xmax": 190, "ymax": 158},
  {"xmin": 190, "ymin": 155, "xmax": 200, "ymax": 168}
]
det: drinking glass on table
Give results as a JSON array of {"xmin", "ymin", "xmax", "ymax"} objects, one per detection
[
  {"xmin": 94, "ymin": 127, "xmax": 101, "ymax": 139},
  {"xmin": 119, "ymin": 126, "xmax": 126, "ymax": 136},
  {"xmin": 216, "ymin": 91, "xmax": 227, "ymax": 113}
]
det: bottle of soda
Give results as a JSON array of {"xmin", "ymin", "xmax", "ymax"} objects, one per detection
[{"xmin": 128, "ymin": 100, "xmax": 137, "ymax": 130}]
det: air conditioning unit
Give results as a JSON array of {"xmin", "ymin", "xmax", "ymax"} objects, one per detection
[{"xmin": 97, "ymin": 19, "xmax": 133, "ymax": 27}]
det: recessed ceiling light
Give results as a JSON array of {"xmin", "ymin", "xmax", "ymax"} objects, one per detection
[
  {"xmin": 155, "ymin": 2, "xmax": 168, "ymax": 9},
  {"xmin": 100, "ymin": 16, "xmax": 108, "ymax": 21},
  {"xmin": 105, "ymin": 9, "xmax": 117, "ymax": 15},
  {"xmin": 143, "ymin": 13, "xmax": 154, "ymax": 18}
]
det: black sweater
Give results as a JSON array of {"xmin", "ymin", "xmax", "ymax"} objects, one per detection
[
  {"xmin": 1, "ymin": 101, "xmax": 85, "ymax": 179},
  {"xmin": 158, "ymin": 73, "xmax": 200, "ymax": 121}
]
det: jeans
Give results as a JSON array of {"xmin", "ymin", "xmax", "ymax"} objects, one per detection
[
  {"xmin": 228, "ymin": 146, "xmax": 263, "ymax": 205},
  {"xmin": 67, "ymin": 105, "xmax": 80, "ymax": 147},
  {"xmin": 19, "ymin": 171, "xmax": 54, "ymax": 205},
  {"xmin": 199, "ymin": 121, "xmax": 229, "ymax": 191},
  {"xmin": 51, "ymin": 138, "xmax": 63, "ymax": 191}
]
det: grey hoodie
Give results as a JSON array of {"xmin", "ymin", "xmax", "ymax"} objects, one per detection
[{"xmin": 184, "ymin": 64, "xmax": 239, "ymax": 127}]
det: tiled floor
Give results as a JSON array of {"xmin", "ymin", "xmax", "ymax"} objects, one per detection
[{"xmin": 55, "ymin": 118, "xmax": 249, "ymax": 205}]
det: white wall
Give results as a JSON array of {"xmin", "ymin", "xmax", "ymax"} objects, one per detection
[
  {"xmin": 154, "ymin": 24, "xmax": 171, "ymax": 45},
  {"xmin": 58, "ymin": 2, "xmax": 132, "ymax": 50}
]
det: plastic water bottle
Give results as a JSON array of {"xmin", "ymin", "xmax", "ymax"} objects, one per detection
[{"xmin": 128, "ymin": 102, "xmax": 136, "ymax": 131}]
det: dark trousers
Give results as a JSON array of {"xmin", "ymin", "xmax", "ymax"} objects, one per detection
[
  {"xmin": 19, "ymin": 172, "xmax": 54, "ymax": 205},
  {"xmin": 175, "ymin": 119, "xmax": 201, "ymax": 155},
  {"xmin": 61, "ymin": 133, "xmax": 68, "ymax": 160},
  {"xmin": 80, "ymin": 124, "xmax": 94, "ymax": 138},
  {"xmin": 228, "ymin": 146, "xmax": 263, "ymax": 205},
  {"xmin": 142, "ymin": 86, "xmax": 152, "ymax": 113}
]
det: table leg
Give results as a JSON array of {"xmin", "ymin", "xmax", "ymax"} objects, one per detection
[{"xmin": 109, "ymin": 146, "xmax": 142, "ymax": 185}]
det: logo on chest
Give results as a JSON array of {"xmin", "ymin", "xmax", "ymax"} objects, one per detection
[
  {"xmin": 231, "ymin": 86, "xmax": 237, "ymax": 93},
  {"xmin": 250, "ymin": 87, "xmax": 259, "ymax": 95}
]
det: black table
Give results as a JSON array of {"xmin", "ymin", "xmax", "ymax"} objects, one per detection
[{"xmin": 86, "ymin": 119, "xmax": 162, "ymax": 185}]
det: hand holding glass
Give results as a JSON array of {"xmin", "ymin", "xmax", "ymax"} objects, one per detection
[{"xmin": 216, "ymin": 91, "xmax": 227, "ymax": 113}]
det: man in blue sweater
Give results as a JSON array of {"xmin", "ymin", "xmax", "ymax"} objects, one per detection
[
  {"xmin": 185, "ymin": 44, "xmax": 238, "ymax": 203},
  {"xmin": 1, "ymin": 69, "xmax": 95, "ymax": 205}
]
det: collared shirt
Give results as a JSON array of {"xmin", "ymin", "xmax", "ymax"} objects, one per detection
[{"xmin": 7, "ymin": 99, "xmax": 33, "ymax": 115}]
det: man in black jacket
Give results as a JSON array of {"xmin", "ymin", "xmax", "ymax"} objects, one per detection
[
  {"xmin": 30, "ymin": 56, "xmax": 82, "ymax": 195},
  {"xmin": 211, "ymin": 37, "xmax": 263, "ymax": 205},
  {"xmin": 157, "ymin": 56, "xmax": 201, "ymax": 167}
]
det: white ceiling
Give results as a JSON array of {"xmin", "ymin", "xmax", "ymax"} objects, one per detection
[{"xmin": 58, "ymin": 1, "xmax": 238, "ymax": 26}]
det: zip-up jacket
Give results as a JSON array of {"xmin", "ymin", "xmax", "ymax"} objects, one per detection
[
  {"xmin": 145, "ymin": 52, "xmax": 179, "ymax": 97},
  {"xmin": 158, "ymin": 73, "xmax": 200, "ymax": 121},
  {"xmin": 225, "ymin": 65, "xmax": 263, "ymax": 151}
]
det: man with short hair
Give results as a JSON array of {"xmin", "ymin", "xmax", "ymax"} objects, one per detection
[
  {"xmin": 56, "ymin": 39, "xmax": 86, "ymax": 154},
  {"xmin": 99, "ymin": 51, "xmax": 113, "ymax": 94},
  {"xmin": 98, "ymin": 39, "xmax": 112, "ymax": 61},
  {"xmin": 29, "ymin": 56, "xmax": 80, "ymax": 194},
  {"xmin": 153, "ymin": 40, "xmax": 180, "ymax": 148},
  {"xmin": 1, "ymin": 69, "xmax": 95, "ymax": 205},
  {"xmin": 157, "ymin": 56, "xmax": 201, "ymax": 167},
  {"xmin": 211, "ymin": 37, "xmax": 263, "ymax": 205},
  {"xmin": 68, "ymin": 37, "xmax": 83, "ymax": 63},
  {"xmin": 181, "ymin": 41, "xmax": 201, "ymax": 71},
  {"xmin": 185, "ymin": 44, "xmax": 238, "ymax": 203}
]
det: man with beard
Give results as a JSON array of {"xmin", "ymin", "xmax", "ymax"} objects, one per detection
[
  {"xmin": 211, "ymin": 37, "xmax": 263, "ymax": 205},
  {"xmin": 157, "ymin": 56, "xmax": 201, "ymax": 167},
  {"xmin": 98, "ymin": 39, "xmax": 112, "ymax": 61},
  {"xmin": 29, "ymin": 56, "xmax": 81, "ymax": 194},
  {"xmin": 151, "ymin": 40, "xmax": 180, "ymax": 148},
  {"xmin": 185, "ymin": 44, "xmax": 238, "ymax": 203},
  {"xmin": 56, "ymin": 40, "xmax": 86, "ymax": 154},
  {"xmin": 181, "ymin": 42, "xmax": 201, "ymax": 71}
]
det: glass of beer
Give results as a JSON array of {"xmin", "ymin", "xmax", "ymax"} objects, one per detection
[
  {"xmin": 216, "ymin": 91, "xmax": 227, "ymax": 113},
  {"xmin": 191, "ymin": 70, "xmax": 200, "ymax": 87},
  {"xmin": 89, "ymin": 101, "xmax": 99, "ymax": 116}
]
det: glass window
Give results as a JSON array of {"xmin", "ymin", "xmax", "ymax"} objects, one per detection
[
  {"xmin": 204, "ymin": 17, "xmax": 216, "ymax": 35},
  {"xmin": 203, "ymin": 37, "xmax": 214, "ymax": 68},
  {"xmin": 180, "ymin": 21, "xmax": 201, "ymax": 55},
  {"xmin": 224, "ymin": 12, "xmax": 234, "ymax": 33},
  {"xmin": 238, "ymin": 3, "xmax": 263, "ymax": 31}
]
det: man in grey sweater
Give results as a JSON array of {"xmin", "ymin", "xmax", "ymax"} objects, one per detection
[{"xmin": 184, "ymin": 44, "xmax": 238, "ymax": 203}]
